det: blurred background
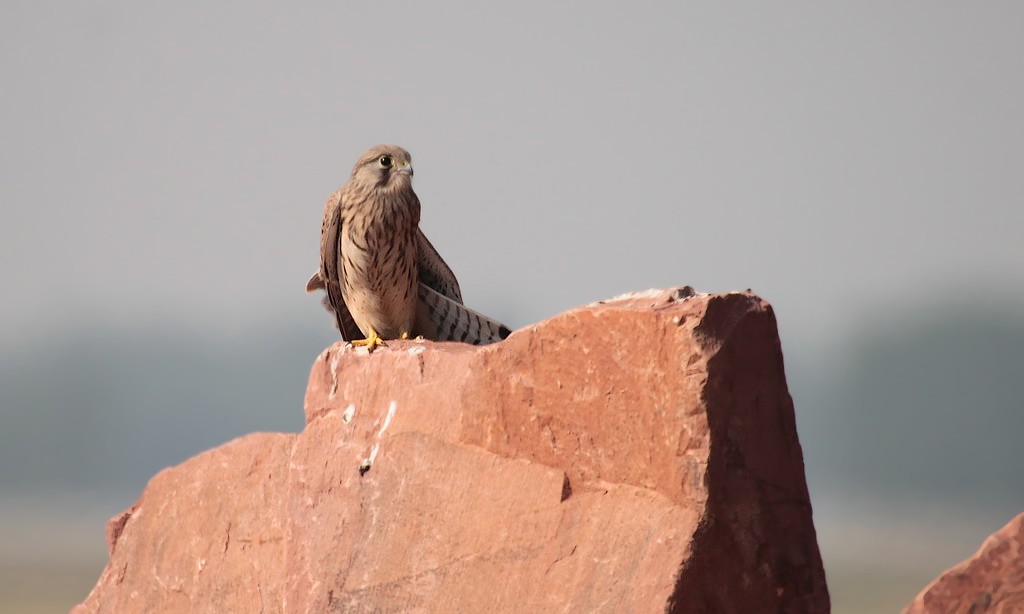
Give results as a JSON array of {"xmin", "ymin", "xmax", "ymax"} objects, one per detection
[{"xmin": 2, "ymin": 2, "xmax": 1022, "ymax": 612}]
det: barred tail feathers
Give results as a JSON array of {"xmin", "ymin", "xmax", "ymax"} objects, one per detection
[{"xmin": 415, "ymin": 284, "xmax": 510, "ymax": 345}]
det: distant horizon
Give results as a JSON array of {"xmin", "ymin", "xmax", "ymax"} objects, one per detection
[{"xmin": 4, "ymin": 277, "xmax": 1022, "ymax": 354}]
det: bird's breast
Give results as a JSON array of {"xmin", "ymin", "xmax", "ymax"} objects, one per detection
[{"xmin": 339, "ymin": 197, "xmax": 419, "ymax": 339}]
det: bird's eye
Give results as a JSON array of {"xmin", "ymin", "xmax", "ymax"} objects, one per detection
[{"xmin": 378, "ymin": 155, "xmax": 393, "ymax": 167}]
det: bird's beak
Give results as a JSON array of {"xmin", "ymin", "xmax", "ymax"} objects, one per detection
[{"xmin": 397, "ymin": 161, "xmax": 414, "ymax": 176}]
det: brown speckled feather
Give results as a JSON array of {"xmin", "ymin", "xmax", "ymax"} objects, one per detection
[
  {"xmin": 307, "ymin": 227, "xmax": 461, "ymax": 304},
  {"xmin": 319, "ymin": 189, "xmax": 360, "ymax": 340},
  {"xmin": 415, "ymin": 231, "xmax": 462, "ymax": 304},
  {"xmin": 415, "ymin": 284, "xmax": 510, "ymax": 345}
]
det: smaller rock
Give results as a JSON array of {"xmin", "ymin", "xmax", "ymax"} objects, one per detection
[{"xmin": 904, "ymin": 512, "xmax": 1024, "ymax": 613}]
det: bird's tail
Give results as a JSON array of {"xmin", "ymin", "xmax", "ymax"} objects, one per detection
[
  {"xmin": 305, "ymin": 269, "xmax": 361, "ymax": 341},
  {"xmin": 415, "ymin": 284, "xmax": 511, "ymax": 345}
]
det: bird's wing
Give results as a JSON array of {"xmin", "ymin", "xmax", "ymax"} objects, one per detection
[
  {"xmin": 415, "ymin": 229, "xmax": 463, "ymax": 304},
  {"xmin": 305, "ymin": 271, "xmax": 325, "ymax": 292},
  {"xmin": 414, "ymin": 283, "xmax": 510, "ymax": 345},
  {"xmin": 320, "ymin": 190, "xmax": 360, "ymax": 340},
  {"xmin": 306, "ymin": 269, "xmax": 360, "ymax": 338}
]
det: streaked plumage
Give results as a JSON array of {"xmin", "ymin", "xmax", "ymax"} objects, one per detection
[{"xmin": 308, "ymin": 144, "xmax": 510, "ymax": 349}]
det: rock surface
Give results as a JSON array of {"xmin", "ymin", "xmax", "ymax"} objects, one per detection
[
  {"xmin": 74, "ymin": 288, "xmax": 829, "ymax": 613},
  {"xmin": 905, "ymin": 512, "xmax": 1024, "ymax": 613}
]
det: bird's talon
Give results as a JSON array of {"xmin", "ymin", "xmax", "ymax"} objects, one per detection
[{"xmin": 351, "ymin": 328, "xmax": 386, "ymax": 352}]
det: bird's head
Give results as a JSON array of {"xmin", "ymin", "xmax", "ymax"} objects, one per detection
[{"xmin": 350, "ymin": 144, "xmax": 414, "ymax": 192}]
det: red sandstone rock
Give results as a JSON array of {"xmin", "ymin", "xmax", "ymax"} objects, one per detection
[
  {"xmin": 905, "ymin": 512, "xmax": 1024, "ymax": 613},
  {"xmin": 73, "ymin": 288, "xmax": 829, "ymax": 613}
]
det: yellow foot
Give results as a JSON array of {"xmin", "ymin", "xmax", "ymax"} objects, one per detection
[{"xmin": 351, "ymin": 328, "xmax": 386, "ymax": 353}]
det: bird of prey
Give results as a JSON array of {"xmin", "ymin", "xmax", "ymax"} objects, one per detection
[{"xmin": 307, "ymin": 144, "xmax": 510, "ymax": 351}]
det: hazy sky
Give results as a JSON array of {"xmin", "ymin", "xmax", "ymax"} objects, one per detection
[{"xmin": 2, "ymin": 1, "xmax": 1022, "ymax": 348}]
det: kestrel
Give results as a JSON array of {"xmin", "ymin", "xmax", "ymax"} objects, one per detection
[{"xmin": 307, "ymin": 144, "xmax": 510, "ymax": 351}]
